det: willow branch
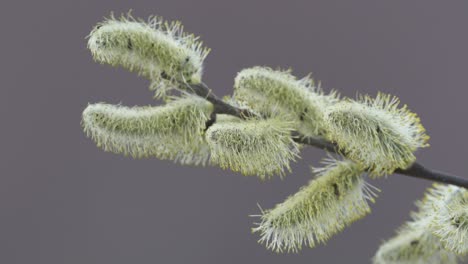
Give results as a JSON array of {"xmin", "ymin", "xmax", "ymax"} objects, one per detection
[{"xmin": 185, "ymin": 82, "xmax": 468, "ymax": 189}]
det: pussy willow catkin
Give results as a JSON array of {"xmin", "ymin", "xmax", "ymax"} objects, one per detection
[
  {"xmin": 87, "ymin": 13, "xmax": 210, "ymax": 98},
  {"xmin": 252, "ymin": 158, "xmax": 378, "ymax": 252},
  {"xmin": 373, "ymin": 185, "xmax": 462, "ymax": 264},
  {"xmin": 82, "ymin": 95, "xmax": 213, "ymax": 165},
  {"xmin": 233, "ymin": 66, "xmax": 338, "ymax": 137},
  {"xmin": 422, "ymin": 184, "xmax": 468, "ymax": 256},
  {"xmin": 373, "ymin": 223, "xmax": 458, "ymax": 264},
  {"xmin": 205, "ymin": 117, "xmax": 299, "ymax": 180},
  {"xmin": 324, "ymin": 93, "xmax": 429, "ymax": 177}
]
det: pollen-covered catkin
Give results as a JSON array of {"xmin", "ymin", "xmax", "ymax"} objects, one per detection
[
  {"xmin": 421, "ymin": 184, "xmax": 468, "ymax": 256},
  {"xmin": 252, "ymin": 158, "xmax": 378, "ymax": 252},
  {"xmin": 87, "ymin": 13, "xmax": 210, "ymax": 98},
  {"xmin": 233, "ymin": 67, "xmax": 338, "ymax": 137},
  {"xmin": 324, "ymin": 93, "xmax": 429, "ymax": 177},
  {"xmin": 82, "ymin": 95, "xmax": 213, "ymax": 165},
  {"xmin": 205, "ymin": 117, "xmax": 299, "ymax": 180}
]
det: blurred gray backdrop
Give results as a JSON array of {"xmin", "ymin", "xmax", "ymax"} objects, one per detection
[{"xmin": 1, "ymin": 0, "xmax": 467, "ymax": 263}]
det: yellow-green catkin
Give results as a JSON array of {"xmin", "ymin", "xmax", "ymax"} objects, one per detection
[
  {"xmin": 252, "ymin": 158, "xmax": 378, "ymax": 252},
  {"xmin": 205, "ymin": 118, "xmax": 300, "ymax": 180},
  {"xmin": 82, "ymin": 95, "xmax": 213, "ymax": 165},
  {"xmin": 422, "ymin": 184, "xmax": 468, "ymax": 256},
  {"xmin": 324, "ymin": 93, "xmax": 429, "ymax": 177},
  {"xmin": 87, "ymin": 13, "xmax": 210, "ymax": 98},
  {"xmin": 233, "ymin": 67, "xmax": 338, "ymax": 137},
  {"xmin": 373, "ymin": 221, "xmax": 459, "ymax": 264},
  {"xmin": 373, "ymin": 185, "xmax": 463, "ymax": 264}
]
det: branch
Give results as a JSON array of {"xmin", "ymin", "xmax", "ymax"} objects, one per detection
[
  {"xmin": 395, "ymin": 164, "xmax": 468, "ymax": 188},
  {"xmin": 185, "ymin": 82, "xmax": 257, "ymax": 118},
  {"xmin": 186, "ymin": 82, "xmax": 468, "ymax": 189}
]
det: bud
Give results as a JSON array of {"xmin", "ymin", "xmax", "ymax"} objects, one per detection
[
  {"xmin": 233, "ymin": 67, "xmax": 338, "ymax": 137},
  {"xmin": 324, "ymin": 93, "xmax": 429, "ymax": 177},
  {"xmin": 205, "ymin": 117, "xmax": 299, "ymax": 179},
  {"xmin": 252, "ymin": 158, "xmax": 378, "ymax": 252},
  {"xmin": 82, "ymin": 95, "xmax": 213, "ymax": 165},
  {"xmin": 87, "ymin": 13, "xmax": 210, "ymax": 98}
]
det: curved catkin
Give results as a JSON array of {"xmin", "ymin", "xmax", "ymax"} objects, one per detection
[
  {"xmin": 82, "ymin": 95, "xmax": 213, "ymax": 165},
  {"xmin": 373, "ymin": 222, "xmax": 459, "ymax": 264},
  {"xmin": 87, "ymin": 13, "xmax": 210, "ymax": 98},
  {"xmin": 373, "ymin": 189, "xmax": 464, "ymax": 264},
  {"xmin": 205, "ymin": 118, "xmax": 300, "ymax": 179},
  {"xmin": 324, "ymin": 93, "xmax": 429, "ymax": 177},
  {"xmin": 252, "ymin": 158, "xmax": 378, "ymax": 252},
  {"xmin": 422, "ymin": 184, "xmax": 468, "ymax": 256},
  {"xmin": 233, "ymin": 67, "xmax": 338, "ymax": 137}
]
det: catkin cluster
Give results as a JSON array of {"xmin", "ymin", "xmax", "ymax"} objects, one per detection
[{"xmin": 82, "ymin": 12, "xmax": 465, "ymax": 262}]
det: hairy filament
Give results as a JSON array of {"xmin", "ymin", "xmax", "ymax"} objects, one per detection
[
  {"xmin": 87, "ymin": 13, "xmax": 210, "ymax": 98},
  {"xmin": 205, "ymin": 117, "xmax": 300, "ymax": 179},
  {"xmin": 82, "ymin": 95, "xmax": 213, "ymax": 165},
  {"xmin": 233, "ymin": 66, "xmax": 338, "ymax": 137},
  {"xmin": 252, "ymin": 158, "xmax": 378, "ymax": 252},
  {"xmin": 324, "ymin": 93, "xmax": 429, "ymax": 177}
]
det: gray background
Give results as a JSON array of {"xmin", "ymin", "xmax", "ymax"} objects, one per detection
[{"xmin": 1, "ymin": 0, "xmax": 467, "ymax": 263}]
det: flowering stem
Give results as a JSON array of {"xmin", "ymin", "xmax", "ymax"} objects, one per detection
[{"xmin": 186, "ymin": 82, "xmax": 468, "ymax": 189}]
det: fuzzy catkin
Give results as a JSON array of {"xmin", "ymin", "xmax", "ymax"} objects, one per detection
[
  {"xmin": 252, "ymin": 158, "xmax": 378, "ymax": 252},
  {"xmin": 233, "ymin": 67, "xmax": 338, "ymax": 137},
  {"xmin": 205, "ymin": 117, "xmax": 299, "ymax": 180},
  {"xmin": 373, "ymin": 222, "xmax": 459, "ymax": 264},
  {"xmin": 324, "ymin": 93, "xmax": 429, "ymax": 177},
  {"xmin": 421, "ymin": 184, "xmax": 468, "ymax": 256},
  {"xmin": 82, "ymin": 95, "xmax": 213, "ymax": 165},
  {"xmin": 373, "ymin": 185, "xmax": 463, "ymax": 264},
  {"xmin": 87, "ymin": 13, "xmax": 210, "ymax": 98}
]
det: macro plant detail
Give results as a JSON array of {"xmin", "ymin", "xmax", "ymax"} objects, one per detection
[{"xmin": 82, "ymin": 12, "xmax": 468, "ymax": 262}]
